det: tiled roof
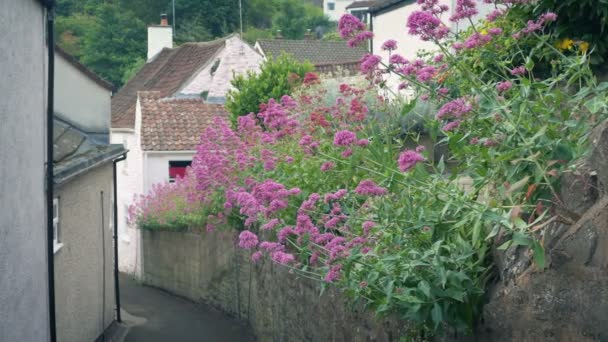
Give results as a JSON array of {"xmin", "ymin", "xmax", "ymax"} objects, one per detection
[
  {"xmin": 111, "ymin": 39, "xmax": 226, "ymax": 129},
  {"xmin": 256, "ymin": 39, "xmax": 367, "ymax": 66},
  {"xmin": 139, "ymin": 91, "xmax": 228, "ymax": 151},
  {"xmin": 346, "ymin": 1, "xmax": 379, "ymax": 9}
]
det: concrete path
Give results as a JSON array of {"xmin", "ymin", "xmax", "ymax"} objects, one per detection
[{"xmin": 120, "ymin": 273, "xmax": 256, "ymax": 342}]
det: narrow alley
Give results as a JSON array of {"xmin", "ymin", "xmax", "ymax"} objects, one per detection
[{"xmin": 119, "ymin": 274, "xmax": 256, "ymax": 342}]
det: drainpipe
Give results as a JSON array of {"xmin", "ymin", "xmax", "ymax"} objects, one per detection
[
  {"xmin": 46, "ymin": 2, "xmax": 57, "ymax": 341},
  {"xmin": 113, "ymin": 153, "xmax": 128, "ymax": 323}
]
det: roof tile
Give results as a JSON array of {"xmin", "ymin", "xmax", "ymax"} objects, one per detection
[{"xmin": 139, "ymin": 91, "xmax": 228, "ymax": 151}]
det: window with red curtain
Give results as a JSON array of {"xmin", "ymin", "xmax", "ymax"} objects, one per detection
[{"xmin": 168, "ymin": 160, "xmax": 192, "ymax": 182}]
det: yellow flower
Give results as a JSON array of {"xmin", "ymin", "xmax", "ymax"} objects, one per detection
[
  {"xmin": 480, "ymin": 29, "xmax": 488, "ymax": 35},
  {"xmin": 556, "ymin": 38, "xmax": 574, "ymax": 51},
  {"xmin": 578, "ymin": 41, "xmax": 590, "ymax": 54}
]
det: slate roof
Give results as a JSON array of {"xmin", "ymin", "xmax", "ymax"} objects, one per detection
[
  {"xmin": 346, "ymin": 1, "xmax": 379, "ymax": 9},
  {"xmin": 53, "ymin": 118, "xmax": 126, "ymax": 185},
  {"xmin": 111, "ymin": 39, "xmax": 226, "ymax": 129},
  {"xmin": 256, "ymin": 39, "xmax": 367, "ymax": 66},
  {"xmin": 139, "ymin": 91, "xmax": 228, "ymax": 151},
  {"xmin": 369, "ymin": 0, "xmax": 412, "ymax": 13}
]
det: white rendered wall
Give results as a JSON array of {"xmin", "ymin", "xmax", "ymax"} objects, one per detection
[
  {"xmin": 55, "ymin": 53, "xmax": 112, "ymax": 133},
  {"xmin": 110, "ymin": 100, "xmax": 145, "ymax": 276},
  {"xmin": 324, "ymin": 0, "xmax": 354, "ymax": 21},
  {"xmin": 147, "ymin": 26, "xmax": 173, "ymax": 60},
  {"xmin": 180, "ymin": 36, "xmax": 263, "ymax": 101},
  {"xmin": 144, "ymin": 152, "xmax": 195, "ymax": 192}
]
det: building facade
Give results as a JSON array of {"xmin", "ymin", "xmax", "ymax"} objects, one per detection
[{"xmin": 0, "ymin": 1, "xmax": 50, "ymax": 340}]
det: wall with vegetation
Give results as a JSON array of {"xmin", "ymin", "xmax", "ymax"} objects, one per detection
[{"xmin": 142, "ymin": 229, "xmax": 407, "ymax": 342}]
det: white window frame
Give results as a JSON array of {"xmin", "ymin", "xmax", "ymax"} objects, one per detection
[{"xmin": 53, "ymin": 198, "xmax": 63, "ymax": 253}]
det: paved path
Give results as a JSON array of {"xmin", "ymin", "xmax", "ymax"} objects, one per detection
[{"xmin": 120, "ymin": 273, "xmax": 256, "ymax": 342}]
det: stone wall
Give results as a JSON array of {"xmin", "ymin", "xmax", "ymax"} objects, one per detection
[{"xmin": 142, "ymin": 229, "xmax": 407, "ymax": 342}]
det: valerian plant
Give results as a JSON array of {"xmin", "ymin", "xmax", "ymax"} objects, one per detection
[{"xmin": 130, "ymin": 0, "xmax": 608, "ymax": 337}]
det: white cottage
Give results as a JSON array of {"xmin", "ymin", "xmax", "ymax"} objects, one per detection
[{"xmin": 111, "ymin": 17, "xmax": 263, "ymax": 275}]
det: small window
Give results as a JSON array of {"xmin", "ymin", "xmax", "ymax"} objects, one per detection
[
  {"xmin": 53, "ymin": 198, "xmax": 63, "ymax": 253},
  {"xmin": 328, "ymin": 2, "xmax": 335, "ymax": 10},
  {"xmin": 169, "ymin": 161, "xmax": 192, "ymax": 183}
]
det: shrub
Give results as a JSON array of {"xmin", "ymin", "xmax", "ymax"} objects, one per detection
[{"xmin": 225, "ymin": 53, "xmax": 313, "ymax": 126}]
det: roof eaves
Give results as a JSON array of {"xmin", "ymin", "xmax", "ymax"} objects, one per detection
[
  {"xmin": 53, "ymin": 145, "xmax": 127, "ymax": 185},
  {"xmin": 370, "ymin": 0, "xmax": 413, "ymax": 14}
]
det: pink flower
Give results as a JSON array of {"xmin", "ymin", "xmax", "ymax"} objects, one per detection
[
  {"xmin": 470, "ymin": 137, "xmax": 479, "ymax": 145},
  {"xmin": 398, "ymin": 150, "xmax": 425, "ymax": 172},
  {"xmin": 333, "ymin": 130, "xmax": 357, "ymax": 146},
  {"xmin": 341, "ymin": 148, "xmax": 353, "ymax": 158},
  {"xmin": 496, "ymin": 81, "xmax": 512, "ymax": 92},
  {"xmin": 271, "ymin": 251, "xmax": 295, "ymax": 265},
  {"xmin": 415, "ymin": 145, "xmax": 426, "ymax": 153},
  {"xmin": 510, "ymin": 66, "xmax": 526, "ymax": 76},
  {"xmin": 436, "ymin": 97, "xmax": 472, "ymax": 120},
  {"xmin": 486, "ymin": 9, "xmax": 504, "ymax": 22},
  {"xmin": 251, "ymin": 251, "xmax": 263, "ymax": 263},
  {"xmin": 324, "ymin": 265, "xmax": 342, "ymax": 282},
  {"xmin": 438, "ymin": 87, "xmax": 450, "ymax": 95},
  {"xmin": 320, "ymin": 161, "xmax": 335, "ymax": 172},
  {"xmin": 389, "ymin": 54, "xmax": 408, "ymax": 64},
  {"xmin": 355, "ymin": 179, "xmax": 388, "ymax": 196},
  {"xmin": 407, "ymin": 10, "xmax": 450, "ymax": 41},
  {"xmin": 362, "ymin": 221, "xmax": 376, "ymax": 234},
  {"xmin": 357, "ymin": 139, "xmax": 369, "ymax": 146},
  {"xmin": 338, "ymin": 14, "xmax": 366, "ymax": 39},
  {"xmin": 238, "ymin": 230, "xmax": 259, "ymax": 249},
  {"xmin": 442, "ymin": 120, "xmax": 461, "ymax": 132},
  {"xmin": 360, "ymin": 54, "xmax": 382, "ymax": 73},
  {"xmin": 348, "ymin": 31, "xmax": 374, "ymax": 48},
  {"xmin": 261, "ymin": 218, "xmax": 281, "ymax": 230},
  {"xmin": 381, "ymin": 39, "xmax": 398, "ymax": 51},
  {"xmin": 450, "ymin": 0, "xmax": 478, "ymax": 22},
  {"xmin": 488, "ymin": 28, "xmax": 503, "ymax": 35}
]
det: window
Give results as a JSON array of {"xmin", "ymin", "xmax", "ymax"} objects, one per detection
[
  {"xmin": 169, "ymin": 160, "xmax": 192, "ymax": 183},
  {"xmin": 351, "ymin": 10, "xmax": 367, "ymax": 23},
  {"xmin": 327, "ymin": 2, "xmax": 335, "ymax": 10},
  {"xmin": 53, "ymin": 198, "xmax": 63, "ymax": 253}
]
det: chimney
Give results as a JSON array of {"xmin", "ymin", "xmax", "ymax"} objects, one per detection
[
  {"xmin": 147, "ymin": 13, "xmax": 173, "ymax": 60},
  {"xmin": 276, "ymin": 30, "xmax": 283, "ymax": 39},
  {"xmin": 160, "ymin": 13, "xmax": 169, "ymax": 26}
]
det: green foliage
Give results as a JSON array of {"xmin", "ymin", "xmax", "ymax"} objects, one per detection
[
  {"xmin": 225, "ymin": 54, "xmax": 313, "ymax": 124},
  {"xmin": 273, "ymin": 0, "xmax": 330, "ymax": 39},
  {"xmin": 242, "ymin": 27, "xmax": 275, "ymax": 45},
  {"xmin": 121, "ymin": 57, "xmax": 145, "ymax": 86},
  {"xmin": 526, "ymin": 0, "xmax": 608, "ymax": 65},
  {"xmin": 79, "ymin": 4, "xmax": 146, "ymax": 87}
]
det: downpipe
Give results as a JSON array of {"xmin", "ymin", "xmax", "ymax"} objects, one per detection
[{"xmin": 113, "ymin": 153, "xmax": 128, "ymax": 322}]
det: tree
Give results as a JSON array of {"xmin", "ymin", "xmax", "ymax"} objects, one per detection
[
  {"xmin": 225, "ymin": 54, "xmax": 314, "ymax": 124},
  {"xmin": 272, "ymin": 0, "xmax": 331, "ymax": 39},
  {"xmin": 80, "ymin": 4, "xmax": 146, "ymax": 87}
]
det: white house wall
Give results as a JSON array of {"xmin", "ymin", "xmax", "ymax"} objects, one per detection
[
  {"xmin": 144, "ymin": 152, "xmax": 196, "ymax": 192},
  {"xmin": 324, "ymin": 0, "xmax": 353, "ymax": 21},
  {"xmin": 179, "ymin": 36, "xmax": 263, "ymax": 101},
  {"xmin": 0, "ymin": 1, "xmax": 50, "ymax": 340},
  {"xmin": 55, "ymin": 53, "xmax": 112, "ymax": 134},
  {"xmin": 110, "ymin": 99, "xmax": 145, "ymax": 275}
]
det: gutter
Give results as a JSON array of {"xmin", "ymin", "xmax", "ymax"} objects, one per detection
[
  {"xmin": 46, "ymin": 3, "xmax": 57, "ymax": 342},
  {"xmin": 112, "ymin": 152, "xmax": 128, "ymax": 323}
]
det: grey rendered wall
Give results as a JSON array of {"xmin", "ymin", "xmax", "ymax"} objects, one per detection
[
  {"xmin": 54, "ymin": 163, "xmax": 115, "ymax": 342},
  {"xmin": 142, "ymin": 230, "xmax": 407, "ymax": 342},
  {"xmin": 0, "ymin": 0, "xmax": 50, "ymax": 341}
]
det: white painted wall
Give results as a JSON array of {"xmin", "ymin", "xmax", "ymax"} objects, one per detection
[
  {"xmin": 324, "ymin": 0, "xmax": 353, "ymax": 21},
  {"xmin": 55, "ymin": 53, "xmax": 112, "ymax": 133},
  {"xmin": 144, "ymin": 152, "xmax": 195, "ymax": 191},
  {"xmin": 110, "ymin": 99, "xmax": 145, "ymax": 275},
  {"xmin": 180, "ymin": 36, "xmax": 263, "ymax": 102},
  {"xmin": 147, "ymin": 26, "xmax": 173, "ymax": 60}
]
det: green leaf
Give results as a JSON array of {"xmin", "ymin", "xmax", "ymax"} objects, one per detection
[
  {"xmin": 431, "ymin": 303, "xmax": 443, "ymax": 329},
  {"xmin": 584, "ymin": 96, "xmax": 605, "ymax": 114},
  {"xmin": 400, "ymin": 98, "xmax": 418, "ymax": 117},
  {"xmin": 532, "ymin": 240, "xmax": 546, "ymax": 269},
  {"xmin": 512, "ymin": 231, "xmax": 531, "ymax": 246},
  {"xmin": 418, "ymin": 280, "xmax": 431, "ymax": 299}
]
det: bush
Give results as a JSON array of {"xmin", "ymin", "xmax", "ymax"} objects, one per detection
[{"xmin": 225, "ymin": 53, "xmax": 313, "ymax": 125}]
